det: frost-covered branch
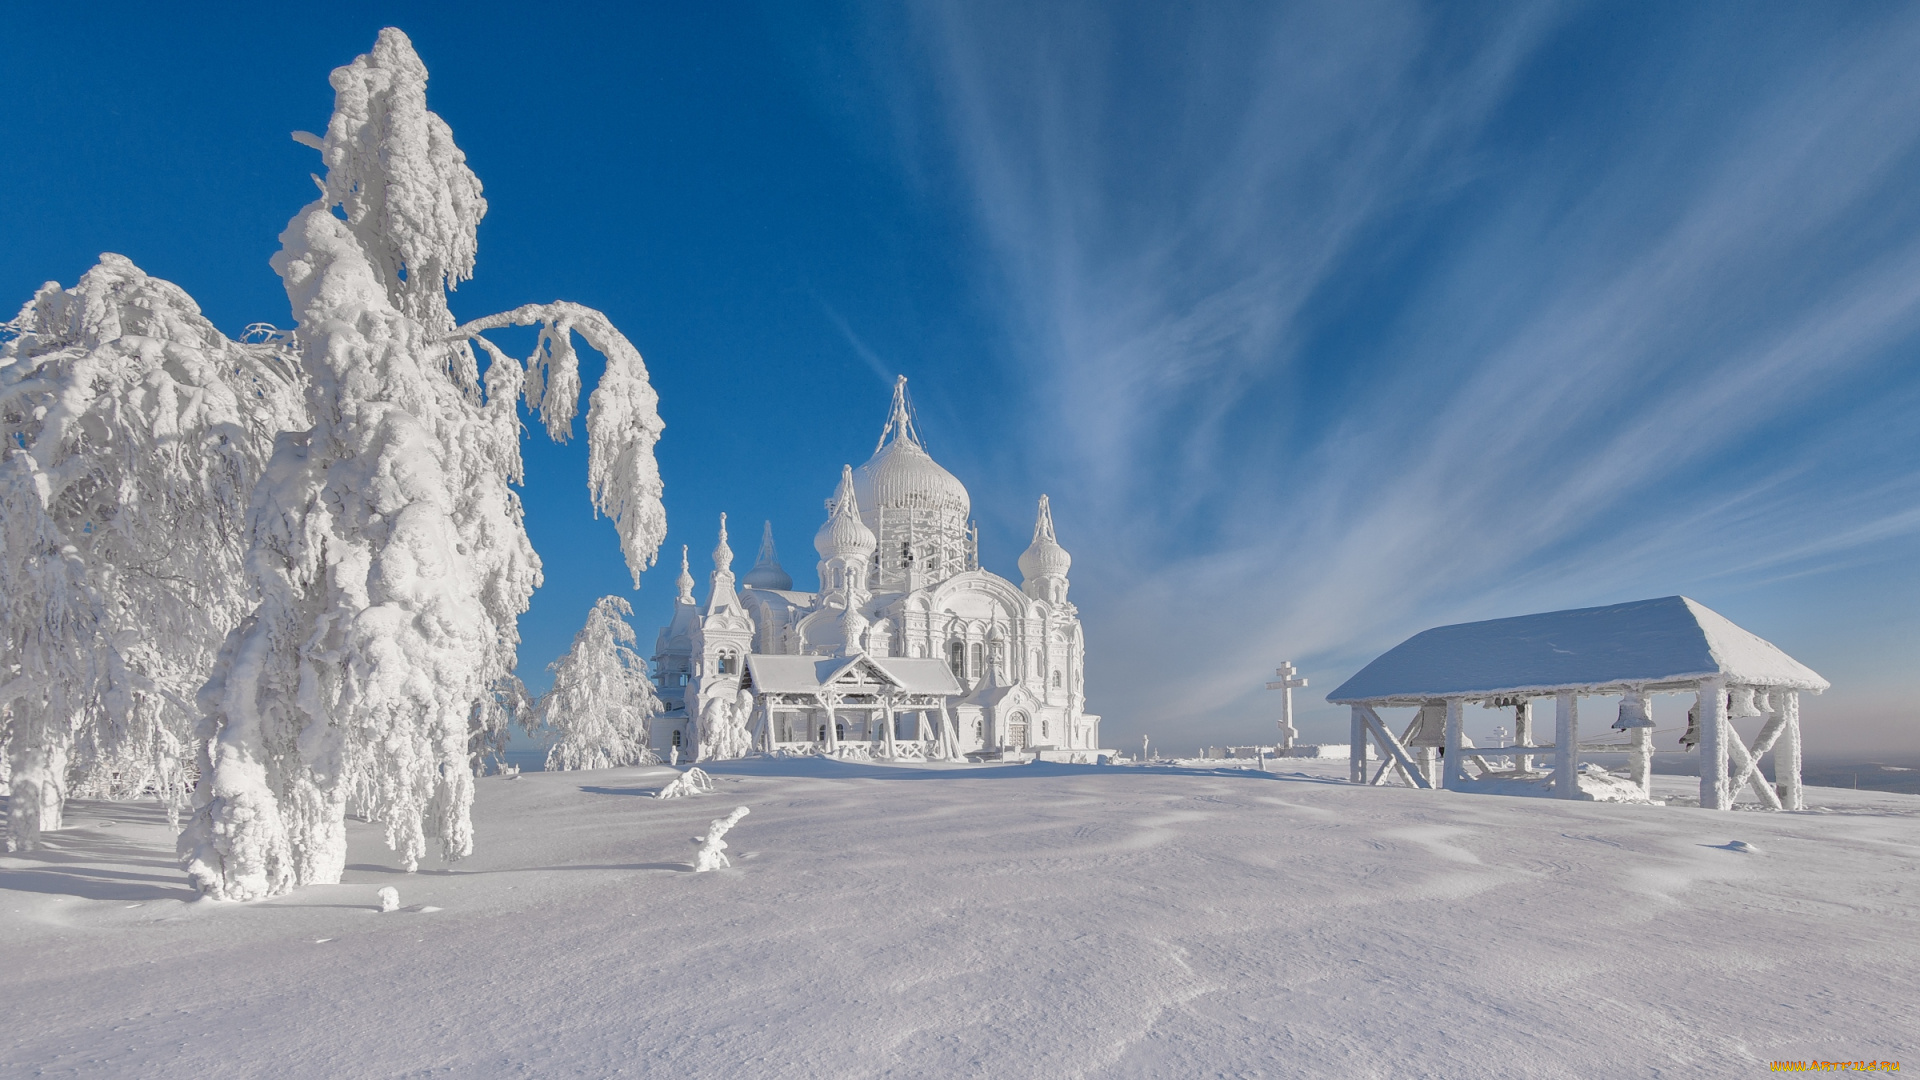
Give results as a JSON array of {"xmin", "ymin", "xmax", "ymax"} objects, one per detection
[{"xmin": 446, "ymin": 303, "xmax": 666, "ymax": 586}]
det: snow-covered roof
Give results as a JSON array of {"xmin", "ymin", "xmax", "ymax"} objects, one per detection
[
  {"xmin": 744, "ymin": 654, "xmax": 962, "ymax": 696},
  {"xmin": 1326, "ymin": 596, "xmax": 1828, "ymax": 705},
  {"xmin": 870, "ymin": 657, "xmax": 965, "ymax": 695}
]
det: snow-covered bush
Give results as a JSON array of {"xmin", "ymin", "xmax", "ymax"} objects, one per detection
[
  {"xmin": 179, "ymin": 29, "xmax": 667, "ymax": 900},
  {"xmin": 692, "ymin": 806, "xmax": 749, "ymax": 871},
  {"xmin": 0, "ymin": 257, "xmax": 306, "ymax": 850},
  {"xmin": 696, "ymin": 688, "xmax": 754, "ymax": 762},
  {"xmin": 655, "ymin": 766, "xmax": 715, "ymax": 799},
  {"xmin": 535, "ymin": 597, "xmax": 660, "ymax": 771}
]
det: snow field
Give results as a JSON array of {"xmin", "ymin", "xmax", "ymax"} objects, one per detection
[{"xmin": 2, "ymin": 759, "xmax": 1915, "ymax": 1078}]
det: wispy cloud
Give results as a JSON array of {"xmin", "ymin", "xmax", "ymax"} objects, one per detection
[
  {"xmin": 864, "ymin": 2, "xmax": 1920, "ymax": 746},
  {"xmin": 819, "ymin": 300, "xmax": 897, "ymax": 387}
]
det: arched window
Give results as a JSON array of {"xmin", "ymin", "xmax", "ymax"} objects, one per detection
[
  {"xmin": 717, "ymin": 650, "xmax": 737, "ymax": 676},
  {"xmin": 671, "ymin": 730, "xmax": 683, "ymax": 748},
  {"xmin": 817, "ymin": 724, "xmax": 827, "ymax": 742},
  {"xmin": 970, "ymin": 643, "xmax": 983, "ymax": 677},
  {"xmin": 949, "ymin": 640, "xmax": 966, "ymax": 677},
  {"xmin": 1041, "ymin": 719, "xmax": 1050, "ymax": 739},
  {"xmin": 1052, "ymin": 671, "xmax": 1062, "ymax": 688},
  {"xmin": 974, "ymin": 718, "xmax": 984, "ymax": 740},
  {"xmin": 835, "ymin": 721, "xmax": 846, "ymax": 740}
]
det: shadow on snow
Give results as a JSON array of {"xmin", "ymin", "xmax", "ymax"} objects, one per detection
[{"xmin": 0, "ymin": 797, "xmax": 197, "ymax": 902}]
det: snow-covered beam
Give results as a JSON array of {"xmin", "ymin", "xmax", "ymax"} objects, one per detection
[
  {"xmin": 1554, "ymin": 691, "xmax": 1579, "ymax": 800},
  {"xmin": 1350, "ymin": 707, "xmax": 1367, "ymax": 784},
  {"xmin": 1358, "ymin": 706, "xmax": 1431, "ymax": 790},
  {"xmin": 1723, "ymin": 724, "xmax": 1782, "ymax": 811},
  {"xmin": 1776, "ymin": 692, "xmax": 1803, "ymax": 811},
  {"xmin": 1443, "ymin": 698, "xmax": 1467, "ymax": 790},
  {"xmin": 1698, "ymin": 679, "xmax": 1729, "ymax": 810}
]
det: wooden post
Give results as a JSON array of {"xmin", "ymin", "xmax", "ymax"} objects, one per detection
[
  {"xmin": 1514, "ymin": 700, "xmax": 1534, "ymax": 774},
  {"xmin": 1443, "ymin": 698, "xmax": 1466, "ymax": 790},
  {"xmin": 1554, "ymin": 691, "xmax": 1579, "ymax": 800},
  {"xmin": 1776, "ymin": 690, "xmax": 1803, "ymax": 811},
  {"xmin": 1629, "ymin": 724, "xmax": 1652, "ymax": 798},
  {"xmin": 1350, "ymin": 706, "xmax": 1366, "ymax": 784},
  {"xmin": 882, "ymin": 696, "xmax": 897, "ymax": 759},
  {"xmin": 1698, "ymin": 679, "xmax": 1728, "ymax": 810}
]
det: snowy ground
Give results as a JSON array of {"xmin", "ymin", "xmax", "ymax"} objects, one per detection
[{"xmin": 3, "ymin": 759, "xmax": 1915, "ymax": 1078}]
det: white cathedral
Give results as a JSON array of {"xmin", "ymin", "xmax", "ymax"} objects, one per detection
[{"xmin": 651, "ymin": 377, "xmax": 1103, "ymax": 762}]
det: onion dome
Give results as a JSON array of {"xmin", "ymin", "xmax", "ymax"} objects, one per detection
[
  {"xmin": 815, "ymin": 465, "xmax": 877, "ymax": 559},
  {"xmin": 852, "ymin": 376, "xmax": 970, "ymax": 520},
  {"xmin": 674, "ymin": 545, "xmax": 694, "ymax": 602},
  {"xmin": 741, "ymin": 520, "xmax": 793, "ymax": 591},
  {"xmin": 1018, "ymin": 495, "xmax": 1071, "ymax": 581}
]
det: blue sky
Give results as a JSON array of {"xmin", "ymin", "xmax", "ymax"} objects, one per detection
[{"xmin": 5, "ymin": 3, "xmax": 1917, "ymax": 754}]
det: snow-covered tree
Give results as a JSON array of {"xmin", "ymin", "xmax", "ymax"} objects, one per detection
[
  {"xmin": 470, "ymin": 674, "xmax": 531, "ymax": 778},
  {"xmin": 178, "ymin": 29, "xmax": 666, "ymax": 900},
  {"xmin": 535, "ymin": 597, "xmax": 660, "ymax": 771},
  {"xmin": 0, "ymin": 256, "xmax": 306, "ymax": 850}
]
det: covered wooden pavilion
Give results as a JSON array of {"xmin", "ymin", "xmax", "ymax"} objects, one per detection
[{"xmin": 1325, "ymin": 596, "xmax": 1828, "ymax": 809}]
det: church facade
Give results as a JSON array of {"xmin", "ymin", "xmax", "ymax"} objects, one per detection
[{"xmin": 651, "ymin": 378, "xmax": 1102, "ymax": 762}]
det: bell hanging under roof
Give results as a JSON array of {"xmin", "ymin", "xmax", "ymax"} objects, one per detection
[
  {"xmin": 1613, "ymin": 693, "xmax": 1654, "ymax": 730},
  {"xmin": 1727, "ymin": 687, "xmax": 1763, "ymax": 719}
]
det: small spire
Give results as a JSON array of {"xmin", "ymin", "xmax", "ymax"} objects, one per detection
[
  {"xmin": 874, "ymin": 374, "xmax": 923, "ymax": 454},
  {"xmin": 675, "ymin": 545, "xmax": 693, "ymax": 602},
  {"xmin": 757, "ymin": 520, "xmax": 779, "ymax": 567},
  {"xmin": 1018, "ymin": 494, "xmax": 1071, "ymax": 587},
  {"xmin": 1033, "ymin": 494, "xmax": 1057, "ymax": 545},
  {"xmin": 743, "ymin": 520, "xmax": 794, "ymax": 591},
  {"xmin": 712, "ymin": 512, "xmax": 733, "ymax": 574},
  {"xmin": 833, "ymin": 465, "xmax": 858, "ymax": 518}
]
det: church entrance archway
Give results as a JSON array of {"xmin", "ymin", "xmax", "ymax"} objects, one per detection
[{"xmin": 1007, "ymin": 712, "xmax": 1029, "ymax": 750}]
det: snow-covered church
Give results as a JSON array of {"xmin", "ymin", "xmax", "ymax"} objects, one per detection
[{"xmin": 651, "ymin": 378, "xmax": 1102, "ymax": 762}]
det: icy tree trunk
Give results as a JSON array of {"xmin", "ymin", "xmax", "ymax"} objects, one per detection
[
  {"xmin": 1775, "ymin": 691, "xmax": 1803, "ymax": 810},
  {"xmin": 180, "ymin": 624, "xmax": 296, "ymax": 901},
  {"xmin": 5, "ymin": 701, "xmax": 68, "ymax": 850},
  {"xmin": 1554, "ymin": 691, "xmax": 1579, "ymax": 799},
  {"xmin": 1697, "ymin": 679, "xmax": 1729, "ymax": 810}
]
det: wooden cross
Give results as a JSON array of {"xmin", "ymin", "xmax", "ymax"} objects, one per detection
[{"xmin": 1266, "ymin": 662, "xmax": 1308, "ymax": 751}]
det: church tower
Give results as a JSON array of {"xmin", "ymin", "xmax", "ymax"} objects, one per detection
[
  {"xmin": 1018, "ymin": 495, "xmax": 1072, "ymax": 607},
  {"xmin": 650, "ymin": 545, "xmax": 700, "ymax": 714},
  {"xmin": 687, "ymin": 514, "xmax": 755, "ymax": 755},
  {"xmin": 815, "ymin": 465, "xmax": 876, "ymax": 609}
]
